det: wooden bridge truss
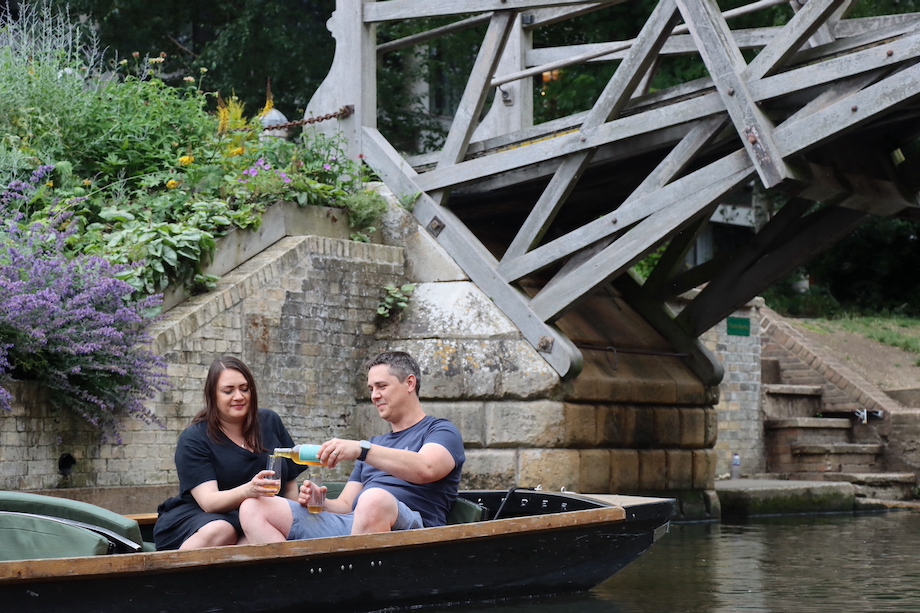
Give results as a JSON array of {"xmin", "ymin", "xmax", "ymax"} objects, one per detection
[{"xmin": 305, "ymin": 0, "xmax": 920, "ymax": 382}]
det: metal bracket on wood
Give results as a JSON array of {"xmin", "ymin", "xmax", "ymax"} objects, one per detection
[
  {"xmin": 427, "ymin": 217, "xmax": 446, "ymax": 237},
  {"xmin": 537, "ymin": 336, "xmax": 555, "ymax": 353}
]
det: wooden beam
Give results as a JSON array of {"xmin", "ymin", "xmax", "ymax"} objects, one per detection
[
  {"xmin": 676, "ymin": 0, "xmax": 797, "ymax": 187},
  {"xmin": 527, "ymin": 150, "xmax": 755, "ymax": 322},
  {"xmin": 746, "ymin": 0, "xmax": 847, "ymax": 78},
  {"xmin": 361, "ymin": 127, "xmax": 585, "ymax": 379},
  {"xmin": 493, "ymin": 0, "xmax": 789, "ymax": 87},
  {"xmin": 438, "ymin": 12, "xmax": 518, "ymax": 168},
  {"xmin": 678, "ymin": 204, "xmax": 869, "ymax": 335},
  {"xmin": 614, "ymin": 272, "xmax": 725, "ymax": 386},
  {"xmin": 364, "ymin": 0, "xmax": 622, "ymax": 23},
  {"xmin": 502, "ymin": 0, "xmax": 680, "ymax": 260},
  {"xmin": 414, "ymin": 30, "xmax": 920, "ymax": 193}
]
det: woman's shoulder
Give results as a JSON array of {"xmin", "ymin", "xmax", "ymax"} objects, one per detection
[
  {"xmin": 176, "ymin": 420, "xmax": 210, "ymax": 447},
  {"xmin": 258, "ymin": 408, "xmax": 282, "ymax": 425}
]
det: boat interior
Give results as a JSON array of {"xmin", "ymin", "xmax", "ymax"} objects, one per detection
[{"xmin": 0, "ymin": 487, "xmax": 674, "ymax": 562}]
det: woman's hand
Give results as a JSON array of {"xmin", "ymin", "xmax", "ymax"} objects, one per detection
[{"xmin": 251, "ymin": 469, "xmax": 281, "ymax": 498}]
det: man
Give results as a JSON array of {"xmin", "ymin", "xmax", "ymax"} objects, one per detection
[{"xmin": 240, "ymin": 351, "xmax": 465, "ymax": 542}]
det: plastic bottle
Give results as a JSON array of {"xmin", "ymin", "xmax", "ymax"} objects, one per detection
[
  {"xmin": 273, "ymin": 445, "xmax": 324, "ymax": 466},
  {"xmin": 731, "ymin": 453, "xmax": 741, "ymax": 479}
]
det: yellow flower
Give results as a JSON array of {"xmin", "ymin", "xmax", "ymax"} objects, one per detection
[
  {"xmin": 179, "ymin": 155, "xmax": 195, "ymax": 166},
  {"xmin": 216, "ymin": 96, "xmax": 230, "ymax": 136},
  {"xmin": 166, "ymin": 180, "xmax": 180, "ymax": 190},
  {"xmin": 228, "ymin": 147, "xmax": 245, "ymax": 157},
  {"xmin": 46, "ymin": 181, "xmax": 54, "ymax": 188},
  {"xmin": 258, "ymin": 82, "xmax": 275, "ymax": 119},
  {"xmin": 83, "ymin": 179, "xmax": 92, "ymax": 187}
]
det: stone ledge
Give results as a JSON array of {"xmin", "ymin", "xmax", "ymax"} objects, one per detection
[
  {"xmin": 765, "ymin": 417, "xmax": 851, "ymax": 429},
  {"xmin": 791, "ymin": 443, "xmax": 881, "ymax": 455},
  {"xmin": 716, "ymin": 478, "xmax": 855, "ymax": 518},
  {"xmin": 763, "ymin": 384, "xmax": 823, "ymax": 396}
]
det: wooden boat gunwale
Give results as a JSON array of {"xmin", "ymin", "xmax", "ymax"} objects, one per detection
[
  {"xmin": 0, "ymin": 489, "xmax": 675, "ymax": 613},
  {"xmin": 0, "ymin": 504, "xmax": 629, "ymax": 582}
]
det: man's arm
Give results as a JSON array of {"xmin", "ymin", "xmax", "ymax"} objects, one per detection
[{"xmin": 320, "ymin": 439, "xmax": 456, "ymax": 484}]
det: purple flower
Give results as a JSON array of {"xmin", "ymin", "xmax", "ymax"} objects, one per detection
[{"xmin": 0, "ymin": 214, "xmax": 168, "ymax": 439}]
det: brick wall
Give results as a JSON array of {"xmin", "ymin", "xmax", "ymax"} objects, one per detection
[
  {"xmin": 0, "ymin": 234, "xmax": 405, "ymax": 491},
  {"xmin": 697, "ymin": 298, "xmax": 765, "ymax": 477}
]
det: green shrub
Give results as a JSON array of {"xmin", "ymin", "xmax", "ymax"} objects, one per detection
[{"xmin": 0, "ymin": 3, "xmax": 388, "ymax": 301}]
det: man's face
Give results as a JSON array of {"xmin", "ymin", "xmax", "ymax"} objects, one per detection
[{"xmin": 367, "ymin": 364, "xmax": 414, "ymax": 423}]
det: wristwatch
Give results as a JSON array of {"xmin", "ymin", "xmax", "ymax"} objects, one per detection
[{"xmin": 358, "ymin": 440, "xmax": 371, "ymax": 462}]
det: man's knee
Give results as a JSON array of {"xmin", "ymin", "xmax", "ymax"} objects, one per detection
[{"xmin": 353, "ymin": 488, "xmax": 398, "ymax": 533}]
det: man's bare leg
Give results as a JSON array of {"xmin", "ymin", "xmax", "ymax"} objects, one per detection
[{"xmin": 351, "ymin": 488, "xmax": 399, "ymax": 534}]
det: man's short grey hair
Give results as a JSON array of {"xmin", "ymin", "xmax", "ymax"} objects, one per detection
[{"xmin": 365, "ymin": 351, "xmax": 422, "ymax": 395}]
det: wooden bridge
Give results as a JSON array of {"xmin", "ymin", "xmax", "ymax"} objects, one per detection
[{"xmin": 305, "ymin": 0, "xmax": 920, "ymax": 383}]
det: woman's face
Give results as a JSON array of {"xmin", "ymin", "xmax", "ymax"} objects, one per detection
[{"xmin": 215, "ymin": 368, "xmax": 251, "ymax": 425}]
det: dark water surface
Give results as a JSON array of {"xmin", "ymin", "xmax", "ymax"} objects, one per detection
[{"xmin": 425, "ymin": 511, "xmax": 920, "ymax": 613}]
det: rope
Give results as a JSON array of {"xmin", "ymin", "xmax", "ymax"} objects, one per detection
[{"xmin": 263, "ymin": 105, "xmax": 354, "ymax": 132}]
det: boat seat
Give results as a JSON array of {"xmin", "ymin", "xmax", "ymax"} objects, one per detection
[
  {"xmin": 325, "ymin": 483, "xmax": 485, "ymax": 525},
  {"xmin": 0, "ymin": 491, "xmax": 145, "ymax": 551},
  {"xmin": 0, "ymin": 511, "xmax": 112, "ymax": 561},
  {"xmin": 447, "ymin": 497, "xmax": 486, "ymax": 525}
]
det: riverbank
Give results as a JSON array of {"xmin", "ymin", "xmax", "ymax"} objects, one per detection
[{"xmin": 715, "ymin": 477, "xmax": 920, "ymax": 519}]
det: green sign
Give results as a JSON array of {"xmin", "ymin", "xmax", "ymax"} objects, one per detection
[{"xmin": 727, "ymin": 316, "xmax": 751, "ymax": 337}]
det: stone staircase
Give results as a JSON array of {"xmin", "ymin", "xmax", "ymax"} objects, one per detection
[{"xmin": 760, "ymin": 309, "xmax": 918, "ymax": 502}]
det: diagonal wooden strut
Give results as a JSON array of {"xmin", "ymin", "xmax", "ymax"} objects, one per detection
[{"xmin": 307, "ymin": 0, "xmax": 920, "ymax": 378}]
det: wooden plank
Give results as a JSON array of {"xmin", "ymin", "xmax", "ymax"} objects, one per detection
[
  {"xmin": 501, "ymin": 0, "xmax": 679, "ymax": 260},
  {"xmin": 362, "ymin": 127, "xmax": 584, "ymax": 379},
  {"xmin": 498, "ymin": 147, "xmax": 751, "ymax": 282},
  {"xmin": 528, "ymin": 151, "xmax": 755, "ymax": 322},
  {"xmin": 493, "ymin": 0, "xmax": 788, "ymax": 87},
  {"xmin": 438, "ymin": 11, "xmax": 517, "ymax": 168},
  {"xmin": 364, "ymin": 0, "xmax": 622, "ymax": 22},
  {"xmin": 678, "ymin": 204, "xmax": 869, "ymax": 335},
  {"xmin": 745, "ymin": 0, "xmax": 846, "ymax": 78},
  {"xmin": 664, "ymin": 197, "xmax": 811, "ymax": 298},
  {"xmin": 415, "ymin": 30, "xmax": 920, "ymax": 193},
  {"xmin": 676, "ymin": 0, "xmax": 796, "ymax": 187},
  {"xmin": 377, "ymin": 14, "xmax": 492, "ymax": 55},
  {"xmin": 641, "ymin": 217, "xmax": 709, "ymax": 299},
  {"xmin": 416, "ymin": 23, "xmax": 919, "ymax": 172},
  {"xmin": 774, "ymin": 60, "xmax": 920, "ymax": 157},
  {"xmin": 614, "ymin": 272, "xmax": 725, "ymax": 386},
  {"xmin": 524, "ymin": 3, "xmax": 611, "ymax": 28}
]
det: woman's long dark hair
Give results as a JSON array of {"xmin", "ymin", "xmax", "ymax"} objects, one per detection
[{"xmin": 192, "ymin": 356, "xmax": 265, "ymax": 452}]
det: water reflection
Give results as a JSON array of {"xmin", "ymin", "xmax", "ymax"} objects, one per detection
[{"xmin": 428, "ymin": 512, "xmax": 920, "ymax": 613}]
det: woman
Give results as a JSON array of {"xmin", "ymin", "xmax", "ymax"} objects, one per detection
[{"xmin": 154, "ymin": 356, "xmax": 303, "ymax": 550}]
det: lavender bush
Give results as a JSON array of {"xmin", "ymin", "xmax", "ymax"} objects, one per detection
[{"xmin": 0, "ymin": 180, "xmax": 168, "ymax": 440}]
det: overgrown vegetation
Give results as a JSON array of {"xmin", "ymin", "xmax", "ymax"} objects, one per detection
[
  {"xmin": 0, "ymin": 3, "xmax": 387, "ymax": 297},
  {"xmin": 0, "ymin": 3, "xmax": 389, "ymax": 435}
]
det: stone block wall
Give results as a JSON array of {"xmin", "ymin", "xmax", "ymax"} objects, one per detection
[
  {"xmin": 2, "ymin": 192, "xmax": 751, "ymax": 520},
  {"xmin": 1, "ymin": 232, "xmax": 405, "ymax": 492},
  {"xmin": 695, "ymin": 297, "xmax": 765, "ymax": 477}
]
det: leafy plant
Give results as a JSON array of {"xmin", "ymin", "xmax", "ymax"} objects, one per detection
[
  {"xmin": 0, "ymin": 214, "xmax": 168, "ymax": 441},
  {"xmin": 378, "ymin": 283, "xmax": 417, "ymax": 319},
  {"xmin": 0, "ymin": 4, "xmax": 389, "ymax": 301}
]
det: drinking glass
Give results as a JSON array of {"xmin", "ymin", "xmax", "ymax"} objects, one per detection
[
  {"xmin": 264, "ymin": 454, "xmax": 283, "ymax": 496},
  {"xmin": 307, "ymin": 470, "xmax": 325, "ymax": 513}
]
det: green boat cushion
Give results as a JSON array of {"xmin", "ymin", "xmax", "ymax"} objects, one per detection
[
  {"xmin": 0, "ymin": 491, "xmax": 143, "ymax": 547},
  {"xmin": 324, "ymin": 483, "xmax": 484, "ymax": 525},
  {"xmin": 447, "ymin": 497, "xmax": 485, "ymax": 525},
  {"xmin": 0, "ymin": 512, "xmax": 110, "ymax": 561}
]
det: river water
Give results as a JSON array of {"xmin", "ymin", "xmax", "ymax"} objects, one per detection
[{"xmin": 426, "ymin": 511, "xmax": 920, "ymax": 613}]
